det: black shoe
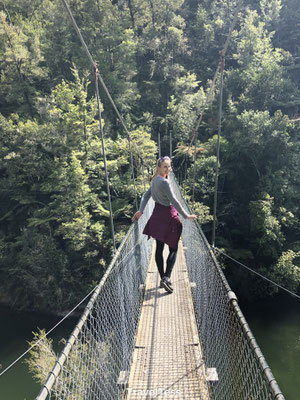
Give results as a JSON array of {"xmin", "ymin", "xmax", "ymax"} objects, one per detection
[
  {"xmin": 160, "ymin": 279, "xmax": 164, "ymax": 288},
  {"xmin": 161, "ymin": 277, "xmax": 173, "ymax": 293}
]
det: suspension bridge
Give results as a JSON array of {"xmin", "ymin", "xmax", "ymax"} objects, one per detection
[
  {"xmin": 33, "ymin": 1, "xmax": 285, "ymax": 399},
  {"xmin": 0, "ymin": 0, "xmax": 291, "ymax": 398},
  {"xmin": 36, "ymin": 173, "xmax": 284, "ymax": 400}
]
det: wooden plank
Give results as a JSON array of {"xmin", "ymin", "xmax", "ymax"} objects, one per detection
[{"xmin": 126, "ymin": 240, "xmax": 210, "ymax": 399}]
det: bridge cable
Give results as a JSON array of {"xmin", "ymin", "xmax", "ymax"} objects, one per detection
[
  {"xmin": 214, "ymin": 247, "xmax": 300, "ymax": 299},
  {"xmin": 95, "ymin": 67, "xmax": 116, "ymax": 251},
  {"xmin": 60, "ymin": 0, "xmax": 140, "ymax": 210},
  {"xmin": 0, "ymin": 231, "xmax": 148, "ymax": 379},
  {"xmin": 0, "ymin": 285, "xmax": 98, "ymax": 378},
  {"xmin": 211, "ymin": 53, "xmax": 225, "ymax": 247}
]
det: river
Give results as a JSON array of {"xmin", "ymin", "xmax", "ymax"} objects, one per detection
[
  {"xmin": 0, "ymin": 306, "xmax": 76, "ymax": 400},
  {"xmin": 241, "ymin": 293, "xmax": 300, "ymax": 400},
  {"xmin": 0, "ymin": 293, "xmax": 299, "ymax": 399}
]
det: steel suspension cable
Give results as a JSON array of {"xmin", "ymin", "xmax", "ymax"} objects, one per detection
[
  {"xmin": 60, "ymin": 0, "xmax": 139, "ymax": 210},
  {"xmin": 95, "ymin": 67, "xmax": 116, "ymax": 251},
  {"xmin": 96, "ymin": 69, "xmax": 139, "ymax": 210},
  {"xmin": 176, "ymin": 63, "xmax": 220, "ymax": 175},
  {"xmin": 158, "ymin": 132, "xmax": 161, "ymax": 158},
  {"xmin": 214, "ymin": 247, "xmax": 300, "ymax": 299},
  {"xmin": 211, "ymin": 53, "xmax": 225, "ymax": 246},
  {"xmin": 0, "ymin": 285, "xmax": 98, "ymax": 379},
  {"xmin": 0, "ymin": 218, "xmax": 151, "ymax": 381}
]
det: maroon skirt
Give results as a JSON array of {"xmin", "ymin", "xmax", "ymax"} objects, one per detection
[{"xmin": 143, "ymin": 202, "xmax": 183, "ymax": 249}]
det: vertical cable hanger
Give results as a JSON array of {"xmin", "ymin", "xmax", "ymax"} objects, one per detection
[
  {"xmin": 95, "ymin": 66, "xmax": 116, "ymax": 252},
  {"xmin": 158, "ymin": 131, "xmax": 161, "ymax": 158},
  {"xmin": 60, "ymin": 0, "xmax": 139, "ymax": 211},
  {"xmin": 212, "ymin": 52, "xmax": 225, "ymax": 248},
  {"xmin": 169, "ymin": 121, "xmax": 172, "ymax": 157},
  {"xmin": 95, "ymin": 68, "xmax": 139, "ymax": 210},
  {"xmin": 60, "ymin": 0, "xmax": 116, "ymax": 250}
]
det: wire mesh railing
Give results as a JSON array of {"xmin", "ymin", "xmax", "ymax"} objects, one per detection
[
  {"xmin": 170, "ymin": 173, "xmax": 284, "ymax": 400},
  {"xmin": 36, "ymin": 196, "xmax": 154, "ymax": 400},
  {"xmin": 37, "ymin": 174, "xmax": 284, "ymax": 400}
]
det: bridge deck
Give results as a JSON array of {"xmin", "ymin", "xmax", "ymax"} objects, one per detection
[{"xmin": 126, "ymin": 240, "xmax": 210, "ymax": 399}]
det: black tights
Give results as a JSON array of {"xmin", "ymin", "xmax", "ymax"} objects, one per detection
[{"xmin": 155, "ymin": 240, "xmax": 178, "ymax": 279}]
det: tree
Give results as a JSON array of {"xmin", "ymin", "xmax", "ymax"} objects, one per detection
[
  {"xmin": 227, "ymin": 8, "xmax": 294, "ymax": 112},
  {"xmin": 272, "ymin": 249, "xmax": 300, "ymax": 292},
  {"xmin": 0, "ymin": 10, "xmax": 48, "ymax": 116}
]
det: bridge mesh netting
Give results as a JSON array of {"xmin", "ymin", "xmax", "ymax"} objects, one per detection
[
  {"xmin": 171, "ymin": 175, "xmax": 283, "ymax": 400},
  {"xmin": 37, "ymin": 175, "xmax": 283, "ymax": 400}
]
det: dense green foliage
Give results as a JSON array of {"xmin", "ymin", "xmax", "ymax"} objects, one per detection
[{"xmin": 0, "ymin": 0, "xmax": 299, "ymax": 311}]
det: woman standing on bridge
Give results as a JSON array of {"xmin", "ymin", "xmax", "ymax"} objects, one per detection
[{"xmin": 132, "ymin": 156, "xmax": 197, "ymax": 293}]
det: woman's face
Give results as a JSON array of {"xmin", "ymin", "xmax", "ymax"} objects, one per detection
[{"xmin": 158, "ymin": 159, "xmax": 172, "ymax": 177}]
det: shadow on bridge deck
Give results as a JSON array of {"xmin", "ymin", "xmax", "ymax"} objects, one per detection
[{"xmin": 126, "ymin": 240, "xmax": 210, "ymax": 399}]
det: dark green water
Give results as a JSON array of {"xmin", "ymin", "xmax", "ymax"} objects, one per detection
[
  {"xmin": 0, "ymin": 306, "xmax": 76, "ymax": 400},
  {"xmin": 0, "ymin": 294, "xmax": 299, "ymax": 400},
  {"xmin": 241, "ymin": 294, "xmax": 300, "ymax": 400}
]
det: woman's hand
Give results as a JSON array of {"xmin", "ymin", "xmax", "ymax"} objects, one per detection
[
  {"xmin": 132, "ymin": 211, "xmax": 142, "ymax": 222},
  {"xmin": 187, "ymin": 214, "xmax": 197, "ymax": 220}
]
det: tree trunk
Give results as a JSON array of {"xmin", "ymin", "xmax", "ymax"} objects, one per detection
[{"xmin": 127, "ymin": 0, "xmax": 135, "ymax": 29}]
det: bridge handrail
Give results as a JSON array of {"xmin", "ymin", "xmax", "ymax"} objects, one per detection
[
  {"xmin": 36, "ymin": 174, "xmax": 285, "ymax": 400},
  {"xmin": 36, "ymin": 197, "xmax": 154, "ymax": 399},
  {"xmin": 170, "ymin": 172, "xmax": 284, "ymax": 400}
]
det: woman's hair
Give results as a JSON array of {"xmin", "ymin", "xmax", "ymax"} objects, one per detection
[{"xmin": 151, "ymin": 156, "xmax": 171, "ymax": 181}]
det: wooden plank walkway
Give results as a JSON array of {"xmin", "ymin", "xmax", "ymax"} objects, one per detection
[{"xmin": 126, "ymin": 240, "xmax": 210, "ymax": 399}]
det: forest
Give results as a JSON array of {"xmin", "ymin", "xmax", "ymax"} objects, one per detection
[{"xmin": 0, "ymin": 0, "xmax": 299, "ymax": 313}]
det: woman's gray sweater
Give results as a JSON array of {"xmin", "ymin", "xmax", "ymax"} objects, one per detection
[{"xmin": 138, "ymin": 175, "xmax": 189, "ymax": 219}]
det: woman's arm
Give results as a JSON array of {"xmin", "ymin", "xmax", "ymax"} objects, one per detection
[
  {"xmin": 162, "ymin": 180, "xmax": 191, "ymax": 219},
  {"xmin": 132, "ymin": 186, "xmax": 151, "ymax": 222}
]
